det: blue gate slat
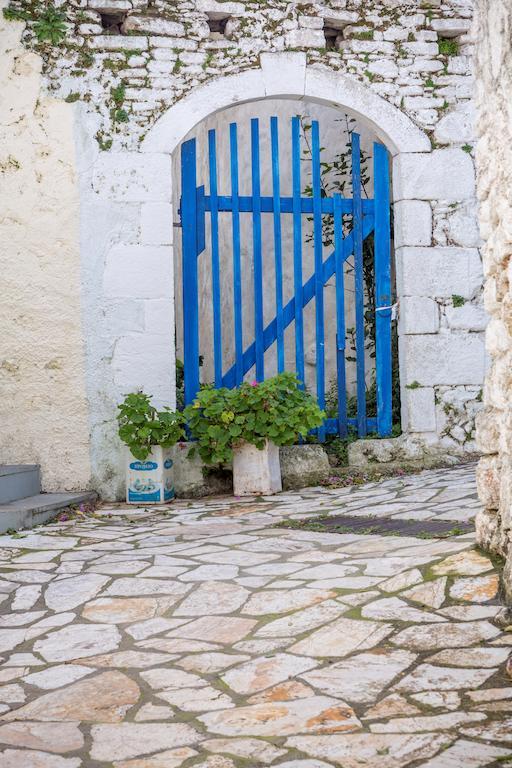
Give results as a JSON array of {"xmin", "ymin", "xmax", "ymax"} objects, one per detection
[
  {"xmin": 351, "ymin": 132, "xmax": 367, "ymax": 438},
  {"xmin": 271, "ymin": 117, "xmax": 285, "ymax": 374},
  {"xmin": 221, "ymin": 214, "xmax": 375, "ymax": 388},
  {"xmin": 374, "ymin": 141, "xmax": 392, "ymax": 437},
  {"xmin": 291, "ymin": 116, "xmax": 305, "ymax": 388},
  {"xmin": 251, "ymin": 118, "xmax": 265, "ymax": 382},
  {"xmin": 229, "ymin": 122, "xmax": 244, "ymax": 386},
  {"xmin": 205, "ymin": 196, "xmax": 374, "ymax": 215},
  {"xmin": 311, "ymin": 121, "xmax": 326, "ymax": 441},
  {"xmin": 180, "ymin": 138, "xmax": 200, "ymax": 406},
  {"xmin": 207, "ymin": 130, "xmax": 223, "ymax": 388},
  {"xmin": 333, "ymin": 193, "xmax": 347, "ymax": 438},
  {"xmin": 196, "ymin": 186, "xmax": 206, "ymax": 255},
  {"xmin": 322, "ymin": 417, "xmax": 377, "ymax": 435}
]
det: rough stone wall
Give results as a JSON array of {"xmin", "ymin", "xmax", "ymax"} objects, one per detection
[
  {"xmin": 474, "ymin": 0, "xmax": 512, "ymax": 599},
  {"xmin": 2, "ymin": 0, "xmax": 485, "ymax": 498},
  {"xmin": 0, "ymin": 2, "xmax": 92, "ymax": 491}
]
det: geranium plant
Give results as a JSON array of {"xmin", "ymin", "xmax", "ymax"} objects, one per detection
[
  {"xmin": 184, "ymin": 372, "xmax": 325, "ymax": 465},
  {"xmin": 118, "ymin": 392, "xmax": 185, "ymax": 461}
]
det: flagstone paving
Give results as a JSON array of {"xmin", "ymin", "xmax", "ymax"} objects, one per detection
[{"xmin": 0, "ymin": 462, "xmax": 510, "ymax": 767}]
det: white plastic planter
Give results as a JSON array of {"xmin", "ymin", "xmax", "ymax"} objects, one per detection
[
  {"xmin": 126, "ymin": 446, "xmax": 175, "ymax": 504},
  {"xmin": 232, "ymin": 439, "xmax": 282, "ymax": 496}
]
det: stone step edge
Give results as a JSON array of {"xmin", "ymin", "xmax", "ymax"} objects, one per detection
[{"xmin": 0, "ymin": 491, "xmax": 97, "ymax": 534}]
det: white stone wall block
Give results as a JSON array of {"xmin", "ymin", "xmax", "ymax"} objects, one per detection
[
  {"xmin": 402, "ymin": 386, "xmax": 437, "ymax": 432},
  {"xmin": 394, "ymin": 200, "xmax": 432, "ymax": 247},
  {"xmin": 400, "ymin": 296, "xmax": 439, "ymax": 334},
  {"xmin": 103, "ymin": 245, "xmax": 173, "ymax": 299},
  {"xmin": 103, "ymin": 300, "xmax": 145, "ymax": 335},
  {"xmin": 260, "ymin": 52, "xmax": 306, "ymax": 97},
  {"xmin": 434, "ymin": 102, "xmax": 476, "ymax": 145},
  {"xmin": 112, "ymin": 333, "xmax": 173, "ymax": 406},
  {"xmin": 445, "ymin": 303, "xmax": 488, "ymax": 332},
  {"xmin": 402, "ymin": 333, "xmax": 486, "ymax": 386},
  {"xmin": 393, "ymin": 149, "xmax": 475, "ymax": 201},
  {"xmin": 141, "ymin": 202, "xmax": 173, "ymax": 245},
  {"xmin": 92, "ymin": 153, "xmax": 172, "ymax": 202},
  {"xmin": 144, "ymin": 299, "xmax": 174, "ymax": 334},
  {"xmin": 396, "ymin": 247, "xmax": 483, "ymax": 299}
]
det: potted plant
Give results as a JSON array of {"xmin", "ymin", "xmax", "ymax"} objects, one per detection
[
  {"xmin": 117, "ymin": 392, "xmax": 185, "ymax": 504},
  {"xmin": 184, "ymin": 372, "xmax": 324, "ymax": 496}
]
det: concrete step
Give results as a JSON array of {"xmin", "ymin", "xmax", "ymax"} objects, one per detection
[
  {"xmin": 0, "ymin": 492, "xmax": 97, "ymax": 534},
  {"xmin": 0, "ymin": 465, "xmax": 41, "ymax": 504}
]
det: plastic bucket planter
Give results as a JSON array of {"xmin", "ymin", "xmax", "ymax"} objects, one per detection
[{"xmin": 126, "ymin": 446, "xmax": 175, "ymax": 504}]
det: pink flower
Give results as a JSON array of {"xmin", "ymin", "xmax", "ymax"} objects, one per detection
[{"xmin": 250, "ymin": 380, "xmax": 258, "ymax": 386}]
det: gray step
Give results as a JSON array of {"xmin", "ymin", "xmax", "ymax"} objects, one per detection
[
  {"xmin": 0, "ymin": 492, "xmax": 97, "ymax": 534},
  {"xmin": 0, "ymin": 465, "xmax": 40, "ymax": 504}
]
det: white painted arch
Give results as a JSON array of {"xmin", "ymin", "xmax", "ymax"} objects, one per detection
[{"xmin": 142, "ymin": 52, "xmax": 430, "ymax": 156}]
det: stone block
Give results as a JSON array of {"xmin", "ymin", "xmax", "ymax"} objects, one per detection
[
  {"xmin": 144, "ymin": 299, "xmax": 174, "ymax": 334},
  {"xmin": 445, "ymin": 303, "xmax": 488, "ymax": 332},
  {"xmin": 172, "ymin": 443, "xmax": 231, "ymax": 498},
  {"xmin": 431, "ymin": 18, "xmax": 471, "ymax": 37},
  {"xmin": 92, "ymin": 153, "xmax": 172, "ymax": 202},
  {"xmin": 111, "ymin": 333, "xmax": 173, "ymax": 406},
  {"xmin": 122, "ymin": 16, "xmax": 185, "ymax": 36},
  {"xmin": 393, "ymin": 149, "xmax": 475, "ymax": 201},
  {"xmin": 400, "ymin": 296, "xmax": 439, "ymax": 334},
  {"xmin": 279, "ymin": 445, "xmax": 330, "ymax": 490},
  {"xmin": 475, "ymin": 409, "xmax": 500, "ymax": 455},
  {"xmin": 476, "ymin": 455, "xmax": 501, "ymax": 510},
  {"xmin": 140, "ymin": 202, "xmax": 173, "ymax": 245},
  {"xmin": 260, "ymin": 52, "xmax": 306, "ymax": 97},
  {"xmin": 403, "ymin": 386, "xmax": 437, "ymax": 432},
  {"xmin": 195, "ymin": 0, "xmax": 245, "ymax": 19},
  {"xmin": 434, "ymin": 102, "xmax": 476, "ymax": 145},
  {"xmin": 319, "ymin": 10, "xmax": 359, "ymax": 29},
  {"xmin": 284, "ymin": 29, "xmax": 325, "ymax": 48},
  {"xmin": 396, "ymin": 247, "xmax": 483, "ymax": 298},
  {"xmin": 103, "ymin": 245, "xmax": 172, "ymax": 299},
  {"xmin": 394, "ymin": 200, "xmax": 432, "ymax": 248},
  {"xmin": 401, "ymin": 333, "xmax": 486, "ymax": 386},
  {"xmin": 104, "ymin": 300, "xmax": 144, "ymax": 335},
  {"xmin": 347, "ymin": 434, "xmax": 457, "ymax": 468},
  {"xmin": 88, "ymin": 35, "xmax": 149, "ymax": 51}
]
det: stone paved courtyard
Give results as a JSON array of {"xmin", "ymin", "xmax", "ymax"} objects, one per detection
[{"xmin": 0, "ymin": 463, "xmax": 510, "ymax": 767}]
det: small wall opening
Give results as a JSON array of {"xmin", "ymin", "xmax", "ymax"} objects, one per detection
[
  {"xmin": 99, "ymin": 11, "xmax": 127, "ymax": 33},
  {"xmin": 172, "ymin": 97, "xmax": 399, "ymax": 439}
]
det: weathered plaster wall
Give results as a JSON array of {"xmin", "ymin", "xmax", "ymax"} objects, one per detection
[
  {"xmin": 474, "ymin": 0, "xmax": 512, "ymax": 599},
  {"xmin": 0, "ymin": 2, "xmax": 91, "ymax": 491},
  {"xmin": 3, "ymin": 0, "xmax": 484, "ymax": 498}
]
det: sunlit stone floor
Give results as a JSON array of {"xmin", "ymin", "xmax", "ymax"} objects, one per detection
[{"xmin": 0, "ymin": 462, "xmax": 510, "ymax": 768}]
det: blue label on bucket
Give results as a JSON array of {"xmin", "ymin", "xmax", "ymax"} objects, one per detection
[
  {"xmin": 164, "ymin": 459, "xmax": 173, "ymax": 469},
  {"xmin": 128, "ymin": 489, "xmax": 161, "ymax": 502},
  {"xmin": 130, "ymin": 461, "xmax": 158, "ymax": 471},
  {"xmin": 164, "ymin": 487, "xmax": 175, "ymax": 501}
]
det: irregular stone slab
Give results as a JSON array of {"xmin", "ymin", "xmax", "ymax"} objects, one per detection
[
  {"xmin": 25, "ymin": 613, "xmax": 76, "ymax": 642},
  {"xmin": 174, "ymin": 582, "xmax": 249, "ymax": 616},
  {"xmin": 222, "ymin": 653, "xmax": 318, "ymax": 695},
  {"xmin": 134, "ymin": 703, "xmax": 174, "ymax": 722},
  {"xmin": 247, "ymin": 680, "xmax": 314, "ymax": 704},
  {"xmin": 363, "ymin": 694, "xmax": 421, "ymax": 720},
  {"xmin": 287, "ymin": 733, "xmax": 449, "ymax": 768},
  {"xmin": 104, "ymin": 578, "xmax": 190, "ymax": 599},
  {"xmin": 432, "ymin": 550, "xmax": 494, "ymax": 576},
  {"xmin": 255, "ymin": 600, "xmax": 346, "ymax": 638},
  {"xmin": 0, "ymin": 534, "xmax": 77, "ymax": 550},
  {"xmin": 178, "ymin": 565, "xmax": 239, "ymax": 582},
  {"xmin": 418, "ymin": 738, "xmax": 511, "ymax": 767},
  {"xmin": 352, "ymin": 557, "xmax": 434, "ymax": 577},
  {"xmin": 393, "ymin": 664, "xmax": 495, "ymax": 693},
  {"xmin": 361, "ymin": 597, "xmax": 445, "ymax": 623},
  {"xmin": 291, "ymin": 618, "xmax": 393, "ymax": 657},
  {"xmin": 370, "ymin": 711, "xmax": 486, "ymax": 733},
  {"xmin": 137, "ymin": 638, "xmax": 219, "ymax": 654},
  {"xmin": 0, "ymin": 631, "xmax": 27, "ymax": 653},
  {"xmin": 392, "ymin": 620, "xmax": 500, "ymax": 650},
  {"xmin": 0, "ymin": 685, "xmax": 24, "ymax": 704},
  {"xmin": 379, "ymin": 569, "xmax": 423, "ymax": 593},
  {"xmin": 289, "ymin": 564, "xmax": 359, "ymax": 579},
  {"xmin": 243, "ymin": 589, "xmax": 336, "ymax": 616},
  {"xmin": 44, "ymin": 574, "xmax": 109, "ymax": 611},
  {"xmin": 76, "ymin": 650, "xmax": 176, "ymax": 668},
  {"xmin": 466, "ymin": 688, "xmax": 512, "ymax": 703},
  {"xmin": 0, "ymin": 750, "xmax": 81, "ymax": 768},
  {"xmin": 22, "ymin": 665, "xmax": 93, "ymax": 690},
  {"xmin": 460, "ymin": 721, "xmax": 512, "ymax": 742},
  {"xmin": 88, "ymin": 560, "xmax": 151, "ymax": 575},
  {"xmin": 426, "ymin": 646, "xmax": 509, "ymax": 668},
  {"xmin": 234, "ymin": 638, "xmax": 294, "ymax": 655},
  {"xmin": 82, "ymin": 597, "xmax": 178, "ymax": 624},
  {"xmin": 272, "ymin": 762, "xmax": 332, "ymax": 768},
  {"xmin": 141, "ymin": 668, "xmax": 207, "ymax": 691},
  {"xmin": 34, "ymin": 623, "xmax": 121, "ymax": 662},
  {"xmin": 411, "ymin": 691, "xmax": 461, "ymax": 711},
  {"xmin": 202, "ymin": 737, "xmax": 287, "ymax": 765},
  {"xmin": 449, "ymin": 575, "xmax": 499, "ymax": 602},
  {"xmin": 199, "ymin": 696, "xmax": 361, "ymax": 736},
  {"xmin": 244, "ymin": 563, "xmax": 304, "ymax": 576},
  {"xmin": 113, "ymin": 746, "xmax": 197, "ymax": 768},
  {"xmin": 178, "ymin": 653, "xmax": 250, "ymax": 674},
  {"xmin": 156, "ymin": 685, "xmax": 234, "ymax": 712},
  {"xmin": 11, "ymin": 585, "xmax": 42, "ymax": 610},
  {"xmin": 126, "ymin": 618, "xmax": 188, "ymax": 640},
  {"xmin": 0, "ymin": 722, "xmax": 83, "ymax": 753},
  {"xmin": 194, "ymin": 551, "xmax": 280, "ymax": 566},
  {"xmin": 302, "ymin": 649, "xmax": 417, "ymax": 704},
  {"xmin": 401, "ymin": 578, "xmax": 447, "ymax": 609},
  {"xmin": 437, "ymin": 605, "xmax": 497, "ymax": 621},
  {"xmin": 0, "ymin": 611, "xmax": 45, "ymax": 627},
  {"xmin": 90, "ymin": 723, "xmax": 200, "ymax": 761},
  {"xmin": 1, "ymin": 671, "xmax": 139, "ymax": 722}
]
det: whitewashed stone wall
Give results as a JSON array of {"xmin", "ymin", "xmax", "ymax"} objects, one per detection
[
  {"xmin": 2, "ymin": 0, "xmax": 484, "ymax": 498},
  {"xmin": 473, "ymin": 1, "xmax": 512, "ymax": 600}
]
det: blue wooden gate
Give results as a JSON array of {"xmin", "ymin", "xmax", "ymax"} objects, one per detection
[{"xmin": 180, "ymin": 116, "xmax": 392, "ymax": 439}]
